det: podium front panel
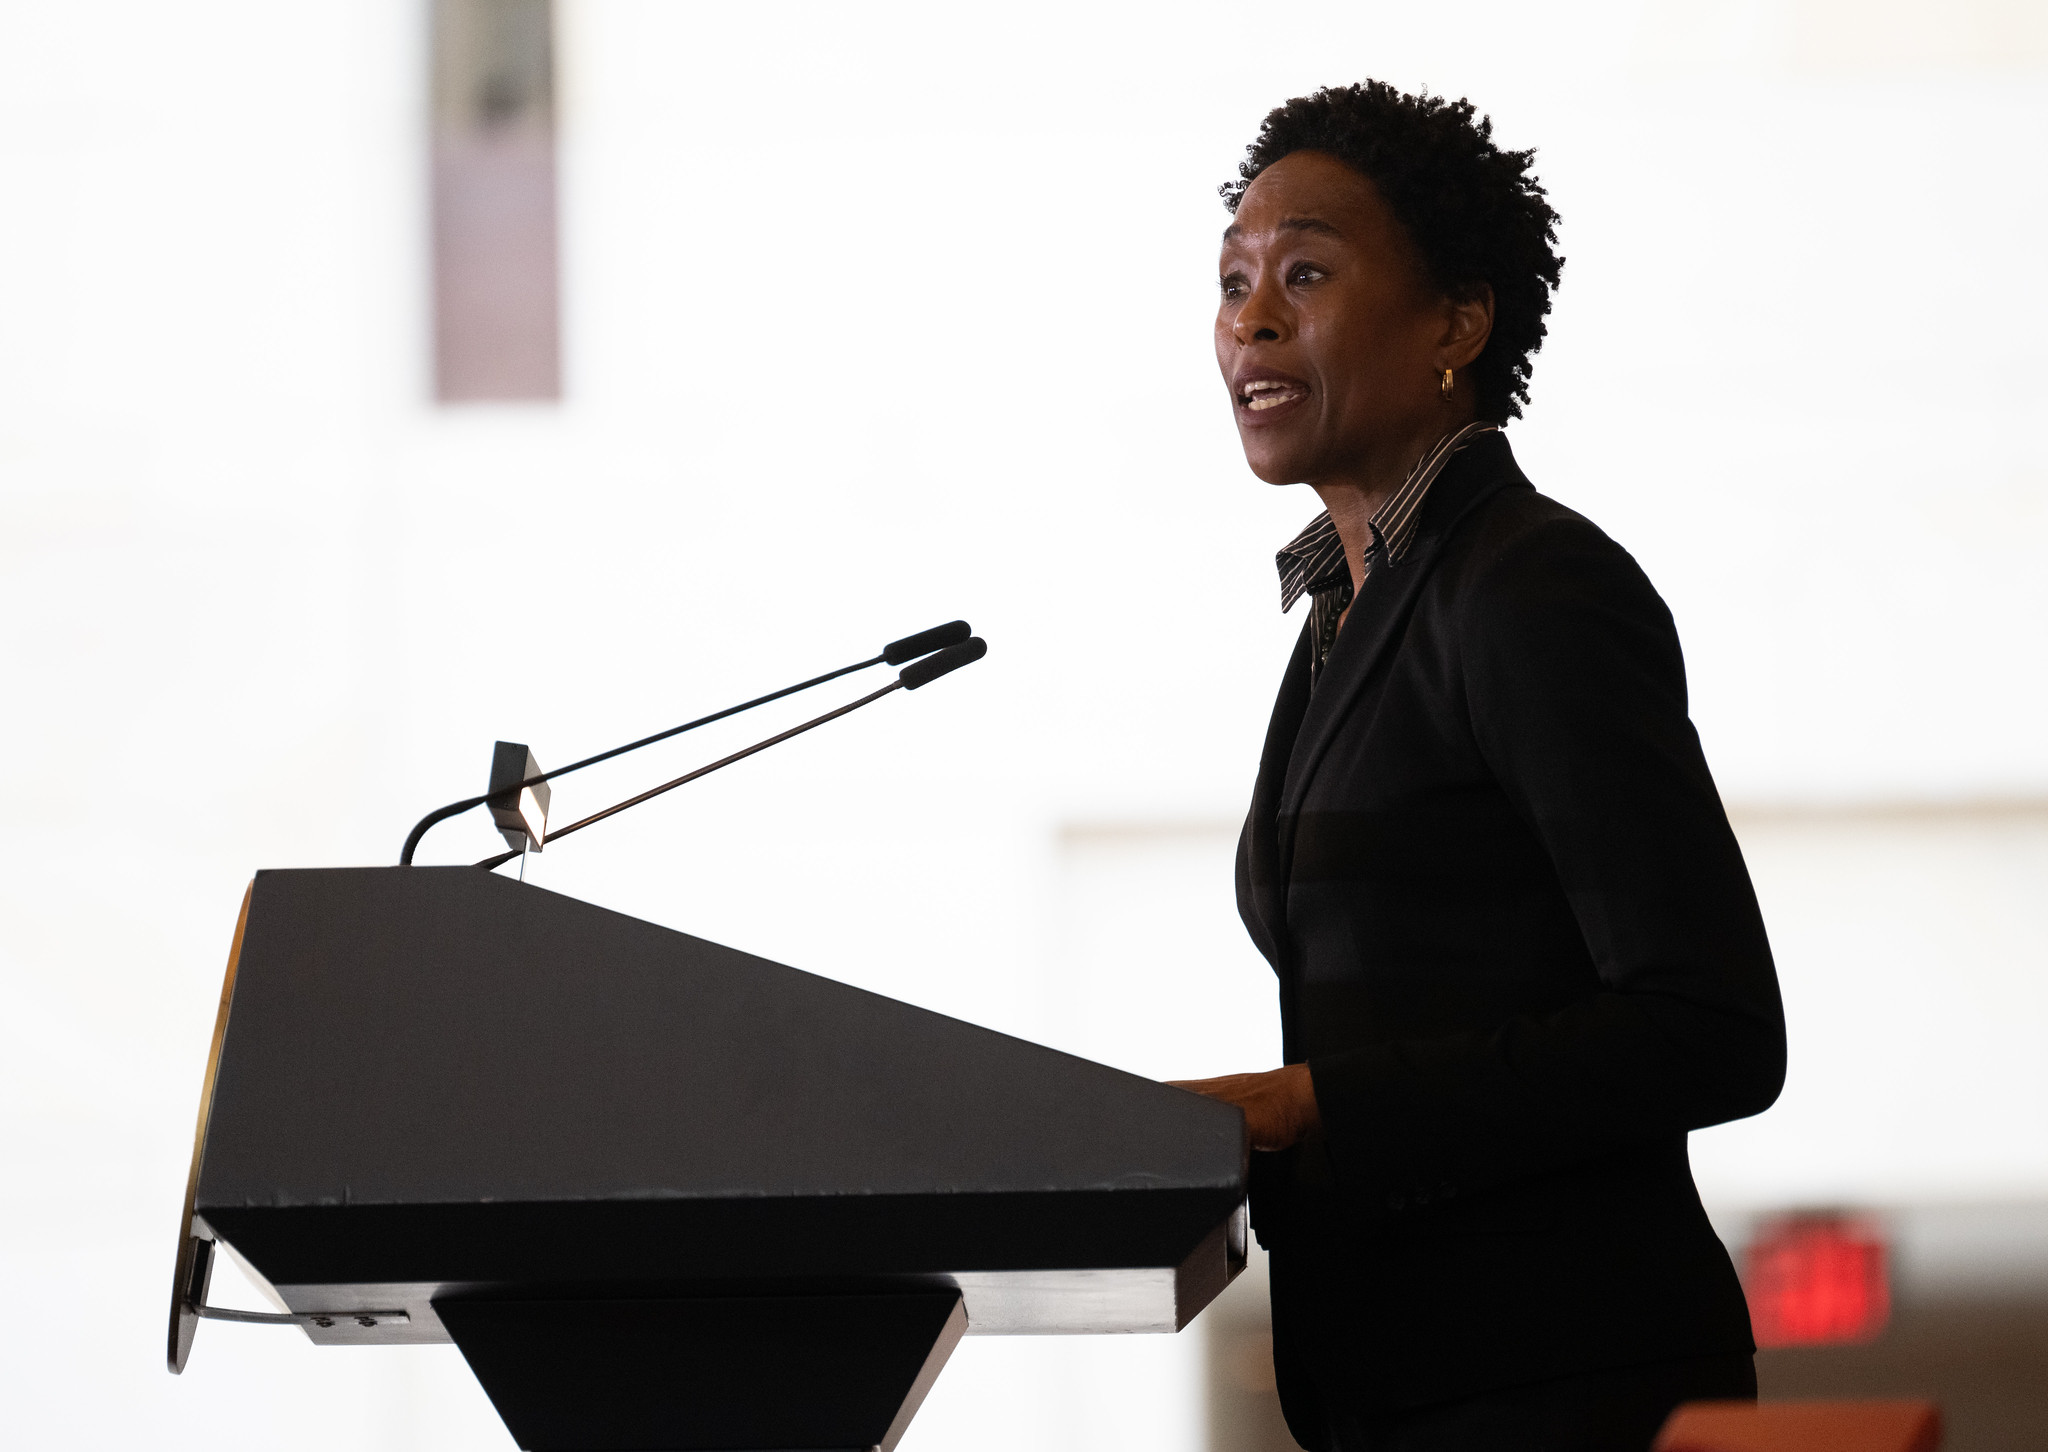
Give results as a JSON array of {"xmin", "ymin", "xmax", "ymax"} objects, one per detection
[{"xmin": 186, "ymin": 868, "xmax": 1248, "ymax": 1341}]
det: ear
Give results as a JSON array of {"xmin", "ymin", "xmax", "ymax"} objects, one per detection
[{"xmin": 1439, "ymin": 283, "xmax": 1495, "ymax": 372}]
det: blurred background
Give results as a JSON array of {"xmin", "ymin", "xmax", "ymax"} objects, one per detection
[{"xmin": 3, "ymin": 0, "xmax": 2044, "ymax": 1447}]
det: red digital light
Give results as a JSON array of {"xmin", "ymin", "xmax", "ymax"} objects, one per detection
[{"xmin": 1742, "ymin": 1213, "xmax": 1891, "ymax": 1348}]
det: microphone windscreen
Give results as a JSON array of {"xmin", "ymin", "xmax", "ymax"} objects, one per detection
[
  {"xmin": 899, "ymin": 636, "xmax": 986, "ymax": 690},
  {"xmin": 883, "ymin": 620, "xmax": 971, "ymax": 665}
]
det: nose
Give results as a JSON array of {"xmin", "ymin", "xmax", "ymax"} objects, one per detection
[{"xmin": 1233, "ymin": 271, "xmax": 1292, "ymax": 347}]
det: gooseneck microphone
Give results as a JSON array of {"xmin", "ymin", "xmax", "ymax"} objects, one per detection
[
  {"xmin": 469, "ymin": 637, "xmax": 988, "ymax": 872},
  {"xmin": 880, "ymin": 621, "xmax": 971, "ymax": 665},
  {"xmin": 397, "ymin": 623, "xmax": 977, "ymax": 866},
  {"xmin": 898, "ymin": 635, "xmax": 987, "ymax": 689}
]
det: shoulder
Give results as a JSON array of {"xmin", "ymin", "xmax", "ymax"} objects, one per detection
[
  {"xmin": 1444, "ymin": 483, "xmax": 1671, "ymax": 630},
  {"xmin": 1457, "ymin": 484, "xmax": 1632, "ymax": 575}
]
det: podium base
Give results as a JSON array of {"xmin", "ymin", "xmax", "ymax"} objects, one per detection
[{"xmin": 436, "ymin": 1290, "xmax": 967, "ymax": 1452}]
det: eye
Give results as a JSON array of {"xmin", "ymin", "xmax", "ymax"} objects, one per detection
[
  {"xmin": 1219, "ymin": 272, "xmax": 1248, "ymax": 301},
  {"xmin": 1288, "ymin": 262, "xmax": 1327, "ymax": 286}
]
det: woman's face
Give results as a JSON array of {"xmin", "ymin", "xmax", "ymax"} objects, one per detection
[{"xmin": 1215, "ymin": 150, "xmax": 1461, "ymax": 487}]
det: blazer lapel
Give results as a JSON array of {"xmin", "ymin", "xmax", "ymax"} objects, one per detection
[
  {"xmin": 1276, "ymin": 433, "xmax": 1525, "ymax": 864},
  {"xmin": 1239, "ymin": 624, "xmax": 1314, "ymax": 968}
]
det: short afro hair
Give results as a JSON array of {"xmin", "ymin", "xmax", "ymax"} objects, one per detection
[{"xmin": 1222, "ymin": 82, "xmax": 1563, "ymax": 423}]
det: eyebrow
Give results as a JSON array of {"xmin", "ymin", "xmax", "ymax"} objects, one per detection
[{"xmin": 1221, "ymin": 215, "xmax": 1345, "ymax": 243}]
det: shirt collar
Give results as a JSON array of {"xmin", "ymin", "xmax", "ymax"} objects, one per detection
[{"xmin": 1274, "ymin": 421, "xmax": 1499, "ymax": 613}]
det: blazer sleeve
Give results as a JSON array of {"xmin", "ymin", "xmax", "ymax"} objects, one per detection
[{"xmin": 1308, "ymin": 514, "xmax": 1786, "ymax": 1209}]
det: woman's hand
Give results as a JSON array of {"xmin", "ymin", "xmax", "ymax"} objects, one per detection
[{"xmin": 1167, "ymin": 1063, "xmax": 1320, "ymax": 1151}]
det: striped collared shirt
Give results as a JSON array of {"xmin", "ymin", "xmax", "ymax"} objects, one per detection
[{"xmin": 1276, "ymin": 421, "xmax": 1499, "ymax": 683}]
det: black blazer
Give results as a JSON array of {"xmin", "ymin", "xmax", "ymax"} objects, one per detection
[{"xmin": 1237, "ymin": 430, "xmax": 1785, "ymax": 1413}]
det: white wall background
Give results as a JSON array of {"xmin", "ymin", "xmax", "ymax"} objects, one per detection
[{"xmin": 2, "ymin": 0, "xmax": 2044, "ymax": 1447}]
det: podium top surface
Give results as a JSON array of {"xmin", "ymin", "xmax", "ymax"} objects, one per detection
[{"xmin": 197, "ymin": 867, "xmax": 1245, "ymax": 1219}]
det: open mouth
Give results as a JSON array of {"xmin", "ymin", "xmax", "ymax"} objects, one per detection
[{"xmin": 1239, "ymin": 379, "xmax": 1309, "ymax": 412}]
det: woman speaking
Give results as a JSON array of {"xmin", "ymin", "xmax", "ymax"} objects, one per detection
[{"xmin": 1171, "ymin": 83, "xmax": 1786, "ymax": 1451}]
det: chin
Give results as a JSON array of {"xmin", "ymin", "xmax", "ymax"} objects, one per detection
[{"xmin": 1239, "ymin": 443, "xmax": 1309, "ymax": 487}]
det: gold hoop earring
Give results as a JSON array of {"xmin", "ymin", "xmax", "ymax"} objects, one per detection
[{"xmin": 1441, "ymin": 368, "xmax": 1454, "ymax": 399}]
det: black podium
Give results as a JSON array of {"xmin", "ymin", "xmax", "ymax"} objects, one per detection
[{"xmin": 169, "ymin": 867, "xmax": 1247, "ymax": 1451}]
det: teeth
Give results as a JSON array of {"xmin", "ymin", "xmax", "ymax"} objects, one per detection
[{"xmin": 1240, "ymin": 380, "xmax": 1305, "ymax": 410}]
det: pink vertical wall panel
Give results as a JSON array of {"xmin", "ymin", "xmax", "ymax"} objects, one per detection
[{"xmin": 431, "ymin": 0, "xmax": 559, "ymax": 402}]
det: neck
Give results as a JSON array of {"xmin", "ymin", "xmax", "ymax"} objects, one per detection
[{"xmin": 1310, "ymin": 405, "xmax": 1475, "ymax": 591}]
